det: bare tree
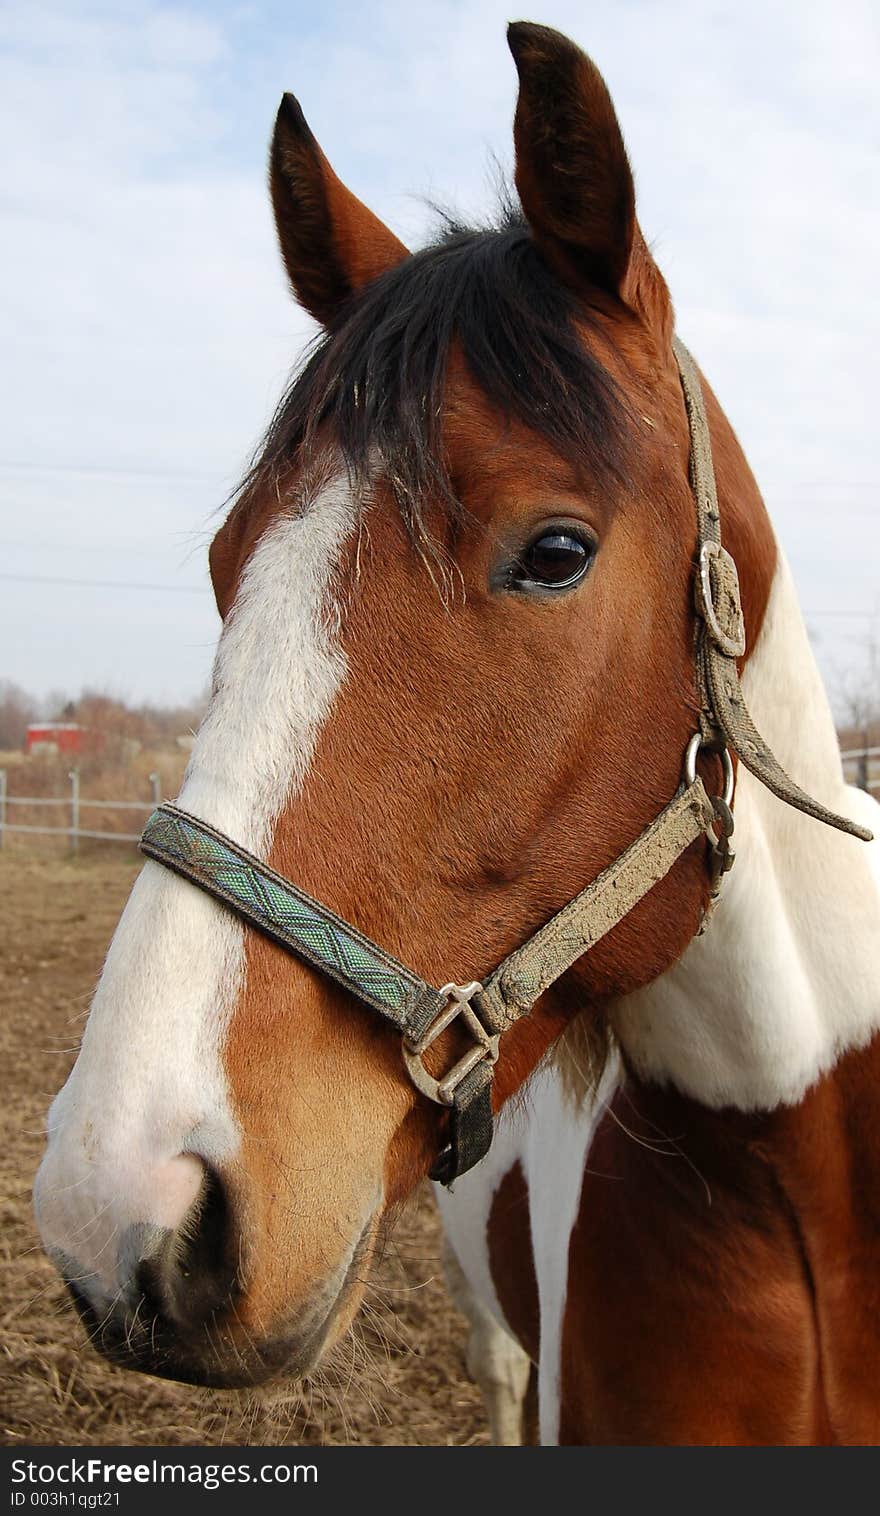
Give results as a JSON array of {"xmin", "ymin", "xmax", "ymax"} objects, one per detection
[
  {"xmin": 835, "ymin": 630, "xmax": 880, "ymax": 790},
  {"xmin": 0, "ymin": 680, "xmax": 38, "ymax": 749}
]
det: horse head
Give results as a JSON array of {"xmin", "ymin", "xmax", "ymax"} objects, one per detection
[{"xmin": 34, "ymin": 23, "xmax": 775, "ymax": 1387}]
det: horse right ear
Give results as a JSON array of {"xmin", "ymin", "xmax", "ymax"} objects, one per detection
[
  {"xmin": 508, "ymin": 23, "xmax": 672, "ymax": 342},
  {"xmin": 270, "ymin": 94, "xmax": 409, "ymax": 327}
]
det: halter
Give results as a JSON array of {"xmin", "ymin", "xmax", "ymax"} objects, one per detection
[{"xmin": 140, "ymin": 340, "xmax": 871, "ymax": 1184}]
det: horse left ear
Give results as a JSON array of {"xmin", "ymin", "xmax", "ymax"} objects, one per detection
[
  {"xmin": 508, "ymin": 23, "xmax": 671, "ymax": 340},
  {"xmin": 270, "ymin": 93, "xmax": 409, "ymax": 327}
]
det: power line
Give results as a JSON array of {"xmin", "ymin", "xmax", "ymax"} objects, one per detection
[
  {"xmin": 759, "ymin": 480, "xmax": 880, "ymax": 490},
  {"xmin": 1, "ymin": 460, "xmax": 876, "ymax": 492},
  {"xmin": 0, "ymin": 571, "xmax": 209, "ymax": 595},
  {"xmin": 806, "ymin": 609, "xmax": 878, "ymax": 620},
  {"xmin": 0, "ymin": 460, "xmax": 227, "ymax": 482},
  {"xmin": 0, "ymin": 570, "xmax": 875, "ymax": 623}
]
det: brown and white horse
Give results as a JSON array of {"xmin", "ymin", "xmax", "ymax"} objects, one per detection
[{"xmin": 34, "ymin": 24, "xmax": 879, "ymax": 1443}]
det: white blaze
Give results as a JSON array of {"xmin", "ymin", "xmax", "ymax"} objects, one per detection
[{"xmin": 34, "ymin": 480, "xmax": 356, "ymax": 1293}]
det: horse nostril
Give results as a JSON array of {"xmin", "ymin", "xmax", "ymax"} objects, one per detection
[{"xmin": 138, "ymin": 1165, "xmax": 239, "ymax": 1330}]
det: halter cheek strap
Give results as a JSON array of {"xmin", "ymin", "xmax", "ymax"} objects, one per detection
[
  {"xmin": 673, "ymin": 338, "xmax": 872, "ymax": 839},
  {"xmin": 139, "ymin": 339, "xmax": 871, "ymax": 1186}
]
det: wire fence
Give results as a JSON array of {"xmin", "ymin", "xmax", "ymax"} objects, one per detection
[
  {"xmin": 0, "ymin": 748, "xmax": 876, "ymax": 857},
  {"xmin": 0, "ymin": 769, "xmax": 161, "ymax": 852},
  {"xmin": 840, "ymin": 746, "xmax": 880, "ymax": 797}
]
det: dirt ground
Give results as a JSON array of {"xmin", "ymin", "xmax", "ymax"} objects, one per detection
[{"xmin": 0, "ymin": 852, "xmax": 487, "ymax": 1446}]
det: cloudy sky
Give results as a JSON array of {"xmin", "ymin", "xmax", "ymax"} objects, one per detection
[{"xmin": 2, "ymin": 0, "xmax": 878, "ymax": 711}]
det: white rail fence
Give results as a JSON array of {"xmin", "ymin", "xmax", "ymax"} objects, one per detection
[
  {"xmin": 840, "ymin": 745, "xmax": 880, "ymax": 798},
  {"xmin": 0, "ymin": 769, "xmax": 161, "ymax": 853},
  {"xmin": 0, "ymin": 749, "xmax": 876, "ymax": 856}
]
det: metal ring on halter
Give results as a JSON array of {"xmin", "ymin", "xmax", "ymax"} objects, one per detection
[{"xmin": 684, "ymin": 732, "xmax": 735, "ymax": 807}]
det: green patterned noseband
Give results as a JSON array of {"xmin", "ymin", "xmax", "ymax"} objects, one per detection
[
  {"xmin": 139, "ymin": 340, "xmax": 870, "ymax": 1186},
  {"xmin": 141, "ymin": 806, "xmax": 440, "ymax": 1032},
  {"xmin": 140, "ymin": 802, "xmax": 500, "ymax": 1184}
]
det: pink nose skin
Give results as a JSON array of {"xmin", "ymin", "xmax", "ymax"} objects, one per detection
[
  {"xmin": 149, "ymin": 1154, "xmax": 206, "ymax": 1230},
  {"xmin": 33, "ymin": 1145, "xmax": 209, "ymax": 1302},
  {"xmin": 36, "ymin": 1144, "xmax": 249, "ymax": 1385}
]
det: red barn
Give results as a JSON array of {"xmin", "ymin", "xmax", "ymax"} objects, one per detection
[{"xmin": 26, "ymin": 723, "xmax": 89, "ymax": 756}]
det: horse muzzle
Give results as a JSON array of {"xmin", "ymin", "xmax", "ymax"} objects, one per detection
[{"xmin": 36, "ymin": 1150, "xmax": 377, "ymax": 1388}]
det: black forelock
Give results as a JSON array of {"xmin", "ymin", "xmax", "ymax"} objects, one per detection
[{"xmin": 236, "ymin": 203, "xmax": 631, "ymax": 543}]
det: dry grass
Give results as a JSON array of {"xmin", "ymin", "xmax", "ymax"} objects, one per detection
[
  {"xmin": 1, "ymin": 750, "xmax": 188, "ymax": 854},
  {"xmin": 0, "ymin": 854, "xmax": 486, "ymax": 1446}
]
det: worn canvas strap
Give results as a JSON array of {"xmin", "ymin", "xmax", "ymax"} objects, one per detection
[
  {"xmin": 476, "ymin": 778, "xmax": 717, "ymax": 1033},
  {"xmin": 673, "ymin": 338, "xmax": 871, "ymax": 843}
]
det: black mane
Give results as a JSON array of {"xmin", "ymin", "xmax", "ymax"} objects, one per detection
[{"xmin": 238, "ymin": 206, "xmax": 630, "ymax": 543}]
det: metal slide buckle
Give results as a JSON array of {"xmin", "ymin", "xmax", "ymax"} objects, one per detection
[
  {"xmin": 696, "ymin": 541, "xmax": 747, "ymax": 658},
  {"xmin": 402, "ymin": 982, "xmax": 499, "ymax": 1106}
]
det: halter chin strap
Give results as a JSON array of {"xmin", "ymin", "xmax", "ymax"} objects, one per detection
[{"xmin": 140, "ymin": 338, "xmax": 871, "ymax": 1186}]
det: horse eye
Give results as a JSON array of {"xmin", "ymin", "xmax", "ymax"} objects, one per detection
[{"xmin": 512, "ymin": 530, "xmax": 595, "ymax": 591}]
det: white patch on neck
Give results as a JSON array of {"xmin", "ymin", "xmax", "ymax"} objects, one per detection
[
  {"xmin": 34, "ymin": 479, "xmax": 355, "ymax": 1288},
  {"xmin": 524, "ymin": 1053, "xmax": 621, "ymax": 1444},
  {"xmin": 436, "ymin": 1051, "xmax": 621, "ymax": 1446},
  {"xmin": 611, "ymin": 552, "xmax": 880, "ymax": 1111}
]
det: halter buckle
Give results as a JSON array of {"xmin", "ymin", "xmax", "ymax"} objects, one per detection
[
  {"xmin": 403, "ymin": 982, "xmax": 499, "ymax": 1106},
  {"xmin": 696, "ymin": 542, "xmax": 746, "ymax": 658}
]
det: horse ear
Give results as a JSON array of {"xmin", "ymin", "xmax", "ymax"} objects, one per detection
[
  {"xmin": 508, "ymin": 22, "xmax": 666, "ymax": 332},
  {"xmin": 270, "ymin": 93, "xmax": 409, "ymax": 327}
]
